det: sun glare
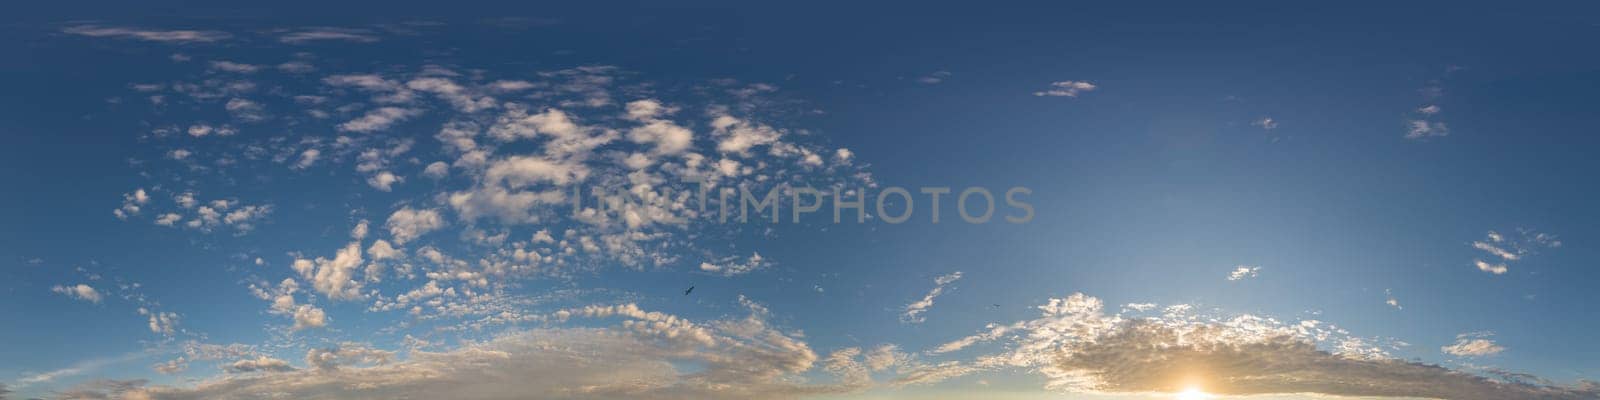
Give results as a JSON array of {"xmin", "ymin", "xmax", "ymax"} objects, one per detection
[{"xmin": 1176, "ymin": 387, "xmax": 1213, "ymax": 400}]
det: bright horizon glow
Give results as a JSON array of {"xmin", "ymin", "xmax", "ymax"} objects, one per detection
[{"xmin": 1176, "ymin": 387, "xmax": 1213, "ymax": 400}]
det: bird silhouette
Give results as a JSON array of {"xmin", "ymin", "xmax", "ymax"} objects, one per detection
[{"xmin": 684, "ymin": 285, "xmax": 695, "ymax": 296}]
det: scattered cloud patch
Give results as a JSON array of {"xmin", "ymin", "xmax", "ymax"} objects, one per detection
[
  {"xmin": 224, "ymin": 357, "xmax": 296, "ymax": 374},
  {"xmin": 918, "ymin": 293, "xmax": 1595, "ymax": 399},
  {"xmin": 1406, "ymin": 119, "xmax": 1449, "ymax": 140},
  {"xmin": 338, "ymin": 107, "xmax": 421, "ymax": 133},
  {"xmin": 386, "ymin": 207, "xmax": 445, "ymax": 244},
  {"xmin": 917, "ymin": 70, "xmax": 952, "ymax": 84},
  {"xmin": 1227, "ymin": 265, "xmax": 1261, "ymax": 281},
  {"xmin": 1253, "ymin": 117, "xmax": 1278, "ymax": 130},
  {"xmin": 1033, "ymin": 81, "xmax": 1096, "ymax": 97},
  {"xmin": 51, "ymin": 284, "xmax": 103, "ymax": 303},
  {"xmin": 1469, "ymin": 229, "xmax": 1560, "ymax": 275},
  {"xmin": 116, "ymin": 303, "xmax": 866, "ymax": 400},
  {"xmin": 699, "ymin": 252, "xmax": 767, "ymax": 276},
  {"xmin": 62, "ymin": 25, "xmax": 231, "ymax": 43},
  {"xmin": 1443, "ymin": 332, "xmax": 1505, "ymax": 357},
  {"xmin": 209, "ymin": 61, "xmax": 261, "ymax": 74},
  {"xmin": 279, "ymin": 27, "xmax": 381, "ymax": 44}
]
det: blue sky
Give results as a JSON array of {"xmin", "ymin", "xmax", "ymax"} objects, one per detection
[{"xmin": 3, "ymin": 2, "xmax": 1600, "ymax": 399}]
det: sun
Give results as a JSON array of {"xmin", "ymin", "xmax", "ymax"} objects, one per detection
[{"xmin": 1176, "ymin": 387, "xmax": 1213, "ymax": 400}]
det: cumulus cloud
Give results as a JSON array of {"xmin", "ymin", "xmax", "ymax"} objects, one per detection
[
  {"xmin": 1227, "ymin": 265, "xmax": 1261, "ymax": 281},
  {"xmin": 484, "ymin": 155, "xmax": 587, "ymax": 187},
  {"xmin": 305, "ymin": 343, "xmax": 394, "ymax": 371},
  {"xmin": 113, "ymin": 188, "xmax": 149, "ymax": 220},
  {"xmin": 386, "ymin": 207, "xmax": 445, "ymax": 244},
  {"xmin": 625, "ymin": 101, "xmax": 694, "ymax": 155},
  {"xmin": 366, "ymin": 171, "xmax": 405, "ymax": 191},
  {"xmin": 223, "ymin": 357, "xmax": 296, "ymax": 374},
  {"xmin": 919, "ymin": 293, "xmax": 1598, "ymax": 400},
  {"xmin": 710, "ymin": 113, "xmax": 783, "ymax": 156},
  {"xmin": 293, "ymin": 148, "xmax": 321, "ymax": 169},
  {"xmin": 292, "ymin": 241, "xmax": 366, "ymax": 301},
  {"xmin": 351, "ymin": 219, "xmax": 370, "ymax": 240},
  {"xmin": 114, "ymin": 303, "xmax": 866, "ymax": 400},
  {"xmin": 150, "ymin": 197, "xmax": 271, "ymax": 234},
  {"xmin": 186, "ymin": 123, "xmax": 236, "ymax": 137},
  {"xmin": 423, "ymin": 161, "xmax": 450, "ymax": 179},
  {"xmin": 70, "ymin": 61, "xmax": 873, "ymax": 397},
  {"xmin": 143, "ymin": 309, "xmax": 180, "ymax": 336},
  {"xmin": 485, "ymin": 106, "xmax": 589, "ymax": 143},
  {"xmin": 292, "ymin": 304, "xmax": 327, "ymax": 330},
  {"xmin": 51, "ymin": 283, "xmax": 103, "ymax": 303},
  {"xmin": 1443, "ymin": 332, "xmax": 1505, "ymax": 357},
  {"xmin": 901, "ymin": 272, "xmax": 962, "ymax": 324},
  {"xmin": 367, "ymin": 239, "xmax": 403, "ymax": 261}
]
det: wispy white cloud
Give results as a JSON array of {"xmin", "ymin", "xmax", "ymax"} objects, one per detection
[
  {"xmin": 209, "ymin": 61, "xmax": 261, "ymax": 74},
  {"xmin": 338, "ymin": 107, "xmax": 421, "ymax": 133},
  {"xmin": 223, "ymin": 356, "xmax": 296, "ymax": 373},
  {"xmin": 902, "ymin": 272, "xmax": 962, "ymax": 323},
  {"xmin": 1253, "ymin": 116, "xmax": 1278, "ymax": 130},
  {"xmin": 1032, "ymin": 81, "xmax": 1096, "ymax": 97},
  {"xmin": 699, "ymin": 252, "xmax": 767, "ymax": 276},
  {"xmin": 1406, "ymin": 119, "xmax": 1449, "ymax": 139},
  {"xmin": 1406, "ymin": 74, "xmax": 1454, "ymax": 140},
  {"xmin": 917, "ymin": 70, "xmax": 952, "ymax": 84},
  {"xmin": 278, "ymin": 27, "xmax": 381, "ymax": 44},
  {"xmin": 62, "ymin": 25, "xmax": 231, "ymax": 43},
  {"xmin": 1469, "ymin": 229, "xmax": 1561, "ymax": 275}
]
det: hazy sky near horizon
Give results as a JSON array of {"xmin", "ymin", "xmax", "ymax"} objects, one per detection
[{"xmin": 3, "ymin": 2, "xmax": 1600, "ymax": 400}]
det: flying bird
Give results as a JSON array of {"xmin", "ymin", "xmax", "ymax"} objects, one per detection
[{"xmin": 684, "ymin": 285, "xmax": 695, "ymax": 296}]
